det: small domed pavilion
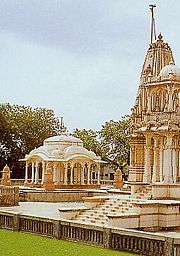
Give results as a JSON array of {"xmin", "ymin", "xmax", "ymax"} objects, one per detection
[{"xmin": 22, "ymin": 133, "xmax": 103, "ymax": 188}]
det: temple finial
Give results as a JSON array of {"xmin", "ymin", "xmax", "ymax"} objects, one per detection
[
  {"xmin": 149, "ymin": 4, "xmax": 157, "ymax": 44},
  {"xmin": 59, "ymin": 117, "xmax": 67, "ymax": 134}
]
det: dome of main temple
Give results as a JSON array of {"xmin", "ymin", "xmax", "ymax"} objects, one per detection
[{"xmin": 159, "ymin": 62, "xmax": 180, "ymax": 81}]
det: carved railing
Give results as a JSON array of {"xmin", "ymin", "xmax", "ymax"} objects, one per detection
[
  {"xmin": 19, "ymin": 217, "xmax": 54, "ymax": 237},
  {"xmin": 0, "ymin": 213, "xmax": 15, "ymax": 230},
  {"xmin": 111, "ymin": 233, "xmax": 165, "ymax": 256},
  {"xmin": 100, "ymin": 180, "xmax": 114, "ymax": 186},
  {"xmin": 60, "ymin": 224, "xmax": 104, "ymax": 246},
  {"xmin": 0, "ymin": 212, "xmax": 177, "ymax": 256}
]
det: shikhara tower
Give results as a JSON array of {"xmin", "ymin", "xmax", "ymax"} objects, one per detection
[{"xmin": 129, "ymin": 8, "xmax": 180, "ymax": 187}]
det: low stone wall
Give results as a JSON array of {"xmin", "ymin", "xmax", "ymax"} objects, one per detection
[
  {"xmin": 152, "ymin": 184, "xmax": 180, "ymax": 200},
  {"xmin": 108, "ymin": 201, "xmax": 180, "ymax": 231},
  {"xmin": 20, "ymin": 190, "xmax": 107, "ymax": 202},
  {"xmin": 0, "ymin": 211, "xmax": 179, "ymax": 256},
  {"xmin": 0, "ymin": 186, "xmax": 19, "ymax": 206}
]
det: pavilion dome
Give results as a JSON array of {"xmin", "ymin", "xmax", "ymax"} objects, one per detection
[
  {"xmin": 64, "ymin": 145, "xmax": 97, "ymax": 159},
  {"xmin": 159, "ymin": 62, "xmax": 180, "ymax": 81},
  {"xmin": 44, "ymin": 134, "xmax": 83, "ymax": 145}
]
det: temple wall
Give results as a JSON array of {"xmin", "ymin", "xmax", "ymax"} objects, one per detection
[
  {"xmin": 20, "ymin": 190, "xmax": 106, "ymax": 202},
  {"xmin": 0, "ymin": 186, "xmax": 19, "ymax": 206}
]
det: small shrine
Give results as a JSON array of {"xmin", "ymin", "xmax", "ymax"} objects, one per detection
[
  {"xmin": 1, "ymin": 164, "xmax": 11, "ymax": 186},
  {"xmin": 21, "ymin": 121, "xmax": 104, "ymax": 189}
]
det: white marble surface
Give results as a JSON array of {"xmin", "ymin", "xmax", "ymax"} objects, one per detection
[{"xmin": 0, "ymin": 202, "xmax": 84, "ymax": 220}]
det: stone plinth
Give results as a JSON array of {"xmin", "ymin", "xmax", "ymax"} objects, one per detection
[
  {"xmin": 152, "ymin": 183, "xmax": 180, "ymax": 200},
  {"xmin": 0, "ymin": 185, "xmax": 19, "ymax": 206},
  {"xmin": 108, "ymin": 213, "xmax": 140, "ymax": 229},
  {"xmin": 134, "ymin": 200, "xmax": 180, "ymax": 230},
  {"xmin": 42, "ymin": 165, "xmax": 55, "ymax": 191}
]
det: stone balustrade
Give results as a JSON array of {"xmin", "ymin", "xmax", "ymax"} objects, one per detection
[{"xmin": 0, "ymin": 211, "xmax": 179, "ymax": 256}]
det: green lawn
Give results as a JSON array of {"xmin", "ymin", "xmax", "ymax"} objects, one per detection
[{"xmin": 0, "ymin": 229, "xmax": 138, "ymax": 256}]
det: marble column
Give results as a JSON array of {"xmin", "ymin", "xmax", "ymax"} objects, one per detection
[
  {"xmin": 35, "ymin": 162, "xmax": 39, "ymax": 184},
  {"xmin": 164, "ymin": 134, "xmax": 173, "ymax": 183},
  {"xmin": 81, "ymin": 163, "xmax": 85, "ymax": 185},
  {"xmin": 87, "ymin": 164, "xmax": 90, "ymax": 185},
  {"xmin": 97, "ymin": 164, "xmax": 100, "ymax": 185},
  {"xmin": 143, "ymin": 134, "xmax": 152, "ymax": 183},
  {"xmin": 41, "ymin": 162, "xmax": 45, "ymax": 184},
  {"xmin": 64, "ymin": 163, "xmax": 68, "ymax": 185},
  {"xmin": 53, "ymin": 163, "xmax": 58, "ymax": 183},
  {"xmin": 152, "ymin": 137, "xmax": 159, "ymax": 183},
  {"xmin": 31, "ymin": 162, "xmax": 35, "ymax": 183},
  {"xmin": 70, "ymin": 162, "xmax": 74, "ymax": 185},
  {"xmin": 147, "ymin": 91, "xmax": 151, "ymax": 113},
  {"xmin": 172, "ymin": 149, "xmax": 177, "ymax": 183},
  {"xmin": 24, "ymin": 162, "xmax": 28, "ymax": 183},
  {"xmin": 159, "ymin": 138, "xmax": 164, "ymax": 182}
]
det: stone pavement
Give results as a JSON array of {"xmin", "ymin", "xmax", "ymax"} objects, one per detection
[{"xmin": 0, "ymin": 201, "xmax": 84, "ymax": 220}]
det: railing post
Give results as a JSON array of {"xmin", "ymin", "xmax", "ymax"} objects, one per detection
[
  {"xmin": 103, "ymin": 227, "xmax": 112, "ymax": 249},
  {"xmin": 13, "ymin": 214, "xmax": 20, "ymax": 231},
  {"xmin": 164, "ymin": 237, "xmax": 174, "ymax": 256},
  {"xmin": 53, "ymin": 220, "xmax": 60, "ymax": 239}
]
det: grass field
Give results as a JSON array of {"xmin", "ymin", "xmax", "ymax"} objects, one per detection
[{"xmin": 0, "ymin": 229, "xmax": 138, "ymax": 256}]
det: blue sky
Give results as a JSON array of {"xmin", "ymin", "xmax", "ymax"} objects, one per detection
[{"xmin": 1, "ymin": 0, "xmax": 180, "ymax": 131}]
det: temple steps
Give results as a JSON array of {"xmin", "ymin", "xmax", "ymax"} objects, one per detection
[
  {"xmin": 131, "ymin": 185, "xmax": 152, "ymax": 200},
  {"xmin": 73, "ymin": 197, "xmax": 139, "ymax": 226}
]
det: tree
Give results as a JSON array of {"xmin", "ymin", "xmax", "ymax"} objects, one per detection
[
  {"xmin": 0, "ymin": 103, "xmax": 60, "ymax": 178},
  {"xmin": 99, "ymin": 116, "xmax": 131, "ymax": 170},
  {"xmin": 72, "ymin": 129, "xmax": 102, "ymax": 156},
  {"xmin": 73, "ymin": 116, "xmax": 131, "ymax": 179}
]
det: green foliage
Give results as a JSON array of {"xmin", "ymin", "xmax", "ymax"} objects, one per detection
[
  {"xmin": 99, "ymin": 117, "xmax": 131, "ymax": 168},
  {"xmin": 0, "ymin": 229, "xmax": 138, "ymax": 256},
  {"xmin": 72, "ymin": 129, "xmax": 102, "ymax": 156},
  {"xmin": 73, "ymin": 116, "xmax": 131, "ymax": 177},
  {"xmin": 0, "ymin": 103, "xmax": 60, "ymax": 177}
]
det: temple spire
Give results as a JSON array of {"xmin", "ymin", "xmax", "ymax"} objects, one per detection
[{"xmin": 149, "ymin": 4, "xmax": 157, "ymax": 44}]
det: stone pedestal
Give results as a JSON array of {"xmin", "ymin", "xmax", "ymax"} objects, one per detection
[
  {"xmin": 113, "ymin": 168, "xmax": 123, "ymax": 189},
  {"xmin": 42, "ymin": 165, "xmax": 55, "ymax": 191}
]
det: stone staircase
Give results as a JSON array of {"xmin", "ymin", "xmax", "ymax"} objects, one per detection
[
  {"xmin": 131, "ymin": 185, "xmax": 152, "ymax": 200},
  {"xmin": 72, "ymin": 197, "xmax": 141, "ymax": 226}
]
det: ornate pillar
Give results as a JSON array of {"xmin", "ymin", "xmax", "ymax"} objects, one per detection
[
  {"xmin": 41, "ymin": 162, "xmax": 45, "ymax": 184},
  {"xmin": 70, "ymin": 162, "xmax": 74, "ymax": 185},
  {"xmin": 35, "ymin": 162, "xmax": 39, "ymax": 184},
  {"xmin": 24, "ymin": 162, "xmax": 28, "ymax": 183},
  {"xmin": 164, "ymin": 134, "xmax": 173, "ymax": 183},
  {"xmin": 143, "ymin": 134, "xmax": 152, "ymax": 183},
  {"xmin": 91, "ymin": 165, "xmax": 93, "ymax": 183},
  {"xmin": 53, "ymin": 162, "xmax": 58, "ymax": 183},
  {"xmin": 97, "ymin": 164, "xmax": 100, "ymax": 185},
  {"xmin": 81, "ymin": 163, "xmax": 85, "ymax": 185},
  {"xmin": 159, "ymin": 138, "xmax": 164, "ymax": 182},
  {"xmin": 87, "ymin": 164, "xmax": 91, "ymax": 185},
  {"xmin": 31, "ymin": 162, "xmax": 35, "ymax": 183},
  {"xmin": 167, "ymin": 86, "xmax": 174, "ymax": 112},
  {"xmin": 152, "ymin": 137, "xmax": 159, "ymax": 183},
  {"xmin": 147, "ymin": 90, "xmax": 151, "ymax": 113},
  {"xmin": 172, "ymin": 147, "xmax": 177, "ymax": 183},
  {"xmin": 64, "ymin": 162, "xmax": 68, "ymax": 185}
]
